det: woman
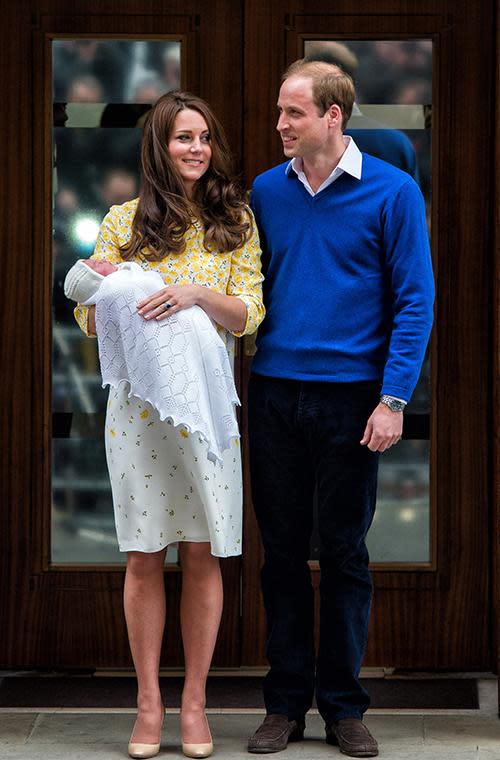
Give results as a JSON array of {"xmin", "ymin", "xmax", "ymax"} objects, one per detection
[{"xmin": 72, "ymin": 91, "xmax": 264, "ymax": 759}]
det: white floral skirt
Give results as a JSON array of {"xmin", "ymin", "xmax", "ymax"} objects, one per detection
[{"xmin": 104, "ymin": 385, "xmax": 242, "ymax": 557}]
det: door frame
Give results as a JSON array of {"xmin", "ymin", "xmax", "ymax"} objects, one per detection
[{"xmin": 494, "ymin": 0, "xmax": 500, "ymax": 704}]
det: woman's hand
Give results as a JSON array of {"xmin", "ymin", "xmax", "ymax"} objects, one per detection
[
  {"xmin": 137, "ymin": 284, "xmax": 203, "ymax": 320},
  {"xmin": 137, "ymin": 283, "xmax": 247, "ymax": 333}
]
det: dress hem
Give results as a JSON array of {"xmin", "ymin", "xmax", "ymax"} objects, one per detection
[{"xmin": 118, "ymin": 536, "xmax": 242, "ymax": 558}]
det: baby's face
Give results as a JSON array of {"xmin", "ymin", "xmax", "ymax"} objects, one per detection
[{"xmin": 84, "ymin": 260, "xmax": 117, "ymax": 276}]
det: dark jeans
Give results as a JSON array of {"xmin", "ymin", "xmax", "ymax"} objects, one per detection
[{"xmin": 248, "ymin": 374, "xmax": 380, "ymax": 725}]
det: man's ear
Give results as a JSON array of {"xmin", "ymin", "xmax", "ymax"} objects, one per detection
[{"xmin": 327, "ymin": 103, "xmax": 342, "ymax": 128}]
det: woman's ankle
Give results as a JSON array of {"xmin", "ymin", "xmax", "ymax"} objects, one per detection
[
  {"xmin": 181, "ymin": 696, "xmax": 206, "ymax": 714},
  {"xmin": 180, "ymin": 707, "xmax": 211, "ymax": 743},
  {"xmin": 137, "ymin": 690, "xmax": 164, "ymax": 712}
]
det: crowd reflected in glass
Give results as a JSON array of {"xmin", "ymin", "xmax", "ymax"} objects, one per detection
[
  {"xmin": 53, "ymin": 39, "xmax": 181, "ymax": 103},
  {"xmin": 304, "ymin": 40, "xmax": 433, "ymax": 563}
]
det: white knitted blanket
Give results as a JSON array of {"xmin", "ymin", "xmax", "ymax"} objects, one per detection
[{"xmin": 90, "ymin": 263, "xmax": 240, "ymax": 463}]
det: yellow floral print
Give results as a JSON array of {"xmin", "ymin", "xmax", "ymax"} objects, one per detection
[{"xmin": 74, "ymin": 198, "xmax": 265, "ymax": 339}]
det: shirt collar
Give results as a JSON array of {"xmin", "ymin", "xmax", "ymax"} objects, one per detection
[{"xmin": 285, "ymin": 135, "xmax": 363, "ymax": 182}]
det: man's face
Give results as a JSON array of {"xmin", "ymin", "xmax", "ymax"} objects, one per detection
[{"xmin": 276, "ymin": 76, "xmax": 330, "ymax": 160}]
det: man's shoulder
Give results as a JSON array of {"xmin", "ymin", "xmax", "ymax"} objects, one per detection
[
  {"xmin": 253, "ymin": 162, "xmax": 290, "ymax": 190},
  {"xmin": 361, "ymin": 153, "xmax": 418, "ymax": 192}
]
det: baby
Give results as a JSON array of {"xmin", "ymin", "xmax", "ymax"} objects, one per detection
[
  {"xmin": 64, "ymin": 258, "xmax": 120, "ymax": 304},
  {"xmin": 64, "ymin": 258, "xmax": 240, "ymax": 463}
]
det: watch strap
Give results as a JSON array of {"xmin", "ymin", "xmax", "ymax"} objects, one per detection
[{"xmin": 380, "ymin": 394, "xmax": 406, "ymax": 412}]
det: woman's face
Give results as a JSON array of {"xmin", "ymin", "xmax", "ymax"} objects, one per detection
[{"xmin": 168, "ymin": 108, "xmax": 212, "ymax": 196}]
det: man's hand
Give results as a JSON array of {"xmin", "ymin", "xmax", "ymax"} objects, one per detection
[{"xmin": 360, "ymin": 402, "xmax": 403, "ymax": 452}]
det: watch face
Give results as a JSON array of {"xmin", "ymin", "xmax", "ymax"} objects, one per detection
[
  {"xmin": 381, "ymin": 396, "xmax": 405, "ymax": 412},
  {"xmin": 390, "ymin": 401, "xmax": 404, "ymax": 411}
]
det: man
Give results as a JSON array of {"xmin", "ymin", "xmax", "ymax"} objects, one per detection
[{"xmin": 247, "ymin": 60, "xmax": 434, "ymax": 758}]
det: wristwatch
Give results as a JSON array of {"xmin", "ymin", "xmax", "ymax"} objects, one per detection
[{"xmin": 380, "ymin": 394, "xmax": 406, "ymax": 413}]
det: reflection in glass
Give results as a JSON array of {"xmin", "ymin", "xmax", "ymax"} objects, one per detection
[
  {"xmin": 304, "ymin": 40, "xmax": 433, "ymax": 564},
  {"xmin": 53, "ymin": 40, "xmax": 181, "ymax": 103},
  {"xmin": 51, "ymin": 40, "xmax": 182, "ymax": 565},
  {"xmin": 366, "ymin": 441, "xmax": 430, "ymax": 563},
  {"xmin": 303, "ymin": 40, "xmax": 432, "ymax": 104}
]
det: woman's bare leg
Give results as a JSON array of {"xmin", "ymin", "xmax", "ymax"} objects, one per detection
[
  {"xmin": 124, "ymin": 549, "xmax": 167, "ymax": 744},
  {"xmin": 179, "ymin": 542, "xmax": 223, "ymax": 744}
]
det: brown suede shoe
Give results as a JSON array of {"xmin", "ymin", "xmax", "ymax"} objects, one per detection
[
  {"xmin": 247, "ymin": 714, "xmax": 305, "ymax": 753},
  {"xmin": 326, "ymin": 719, "xmax": 378, "ymax": 757}
]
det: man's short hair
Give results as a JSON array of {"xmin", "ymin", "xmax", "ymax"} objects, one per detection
[{"xmin": 282, "ymin": 59, "xmax": 355, "ymax": 130}]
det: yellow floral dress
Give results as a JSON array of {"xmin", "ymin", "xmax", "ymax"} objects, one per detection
[{"xmin": 74, "ymin": 199, "xmax": 265, "ymax": 557}]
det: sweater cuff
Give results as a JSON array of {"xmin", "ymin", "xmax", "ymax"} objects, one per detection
[{"xmin": 380, "ymin": 383, "xmax": 410, "ymax": 403}]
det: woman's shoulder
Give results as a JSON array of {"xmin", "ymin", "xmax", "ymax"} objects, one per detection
[
  {"xmin": 106, "ymin": 197, "xmax": 139, "ymax": 223},
  {"xmin": 101, "ymin": 198, "xmax": 139, "ymax": 240}
]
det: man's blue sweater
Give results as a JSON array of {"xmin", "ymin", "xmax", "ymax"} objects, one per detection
[{"xmin": 250, "ymin": 154, "xmax": 434, "ymax": 401}]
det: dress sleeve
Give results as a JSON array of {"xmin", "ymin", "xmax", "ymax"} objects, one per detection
[
  {"xmin": 226, "ymin": 208, "xmax": 265, "ymax": 337},
  {"xmin": 73, "ymin": 206, "xmax": 124, "ymax": 336}
]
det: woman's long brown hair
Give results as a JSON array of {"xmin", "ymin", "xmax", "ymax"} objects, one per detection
[{"xmin": 121, "ymin": 91, "xmax": 252, "ymax": 260}]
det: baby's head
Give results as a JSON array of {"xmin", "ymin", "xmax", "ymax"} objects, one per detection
[
  {"xmin": 64, "ymin": 258, "xmax": 118, "ymax": 304},
  {"xmin": 84, "ymin": 260, "xmax": 117, "ymax": 276}
]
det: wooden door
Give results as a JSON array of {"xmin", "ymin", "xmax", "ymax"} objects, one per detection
[
  {"xmin": 240, "ymin": 0, "xmax": 496, "ymax": 670},
  {"xmin": 0, "ymin": 0, "xmax": 244, "ymax": 669}
]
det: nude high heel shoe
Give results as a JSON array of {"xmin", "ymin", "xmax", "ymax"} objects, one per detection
[
  {"xmin": 128, "ymin": 741, "xmax": 161, "ymax": 759},
  {"xmin": 182, "ymin": 739, "xmax": 213, "ymax": 758},
  {"xmin": 181, "ymin": 712, "xmax": 213, "ymax": 758},
  {"xmin": 128, "ymin": 708, "xmax": 164, "ymax": 758}
]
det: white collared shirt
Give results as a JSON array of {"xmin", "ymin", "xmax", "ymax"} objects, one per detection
[{"xmin": 285, "ymin": 135, "xmax": 362, "ymax": 196}]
